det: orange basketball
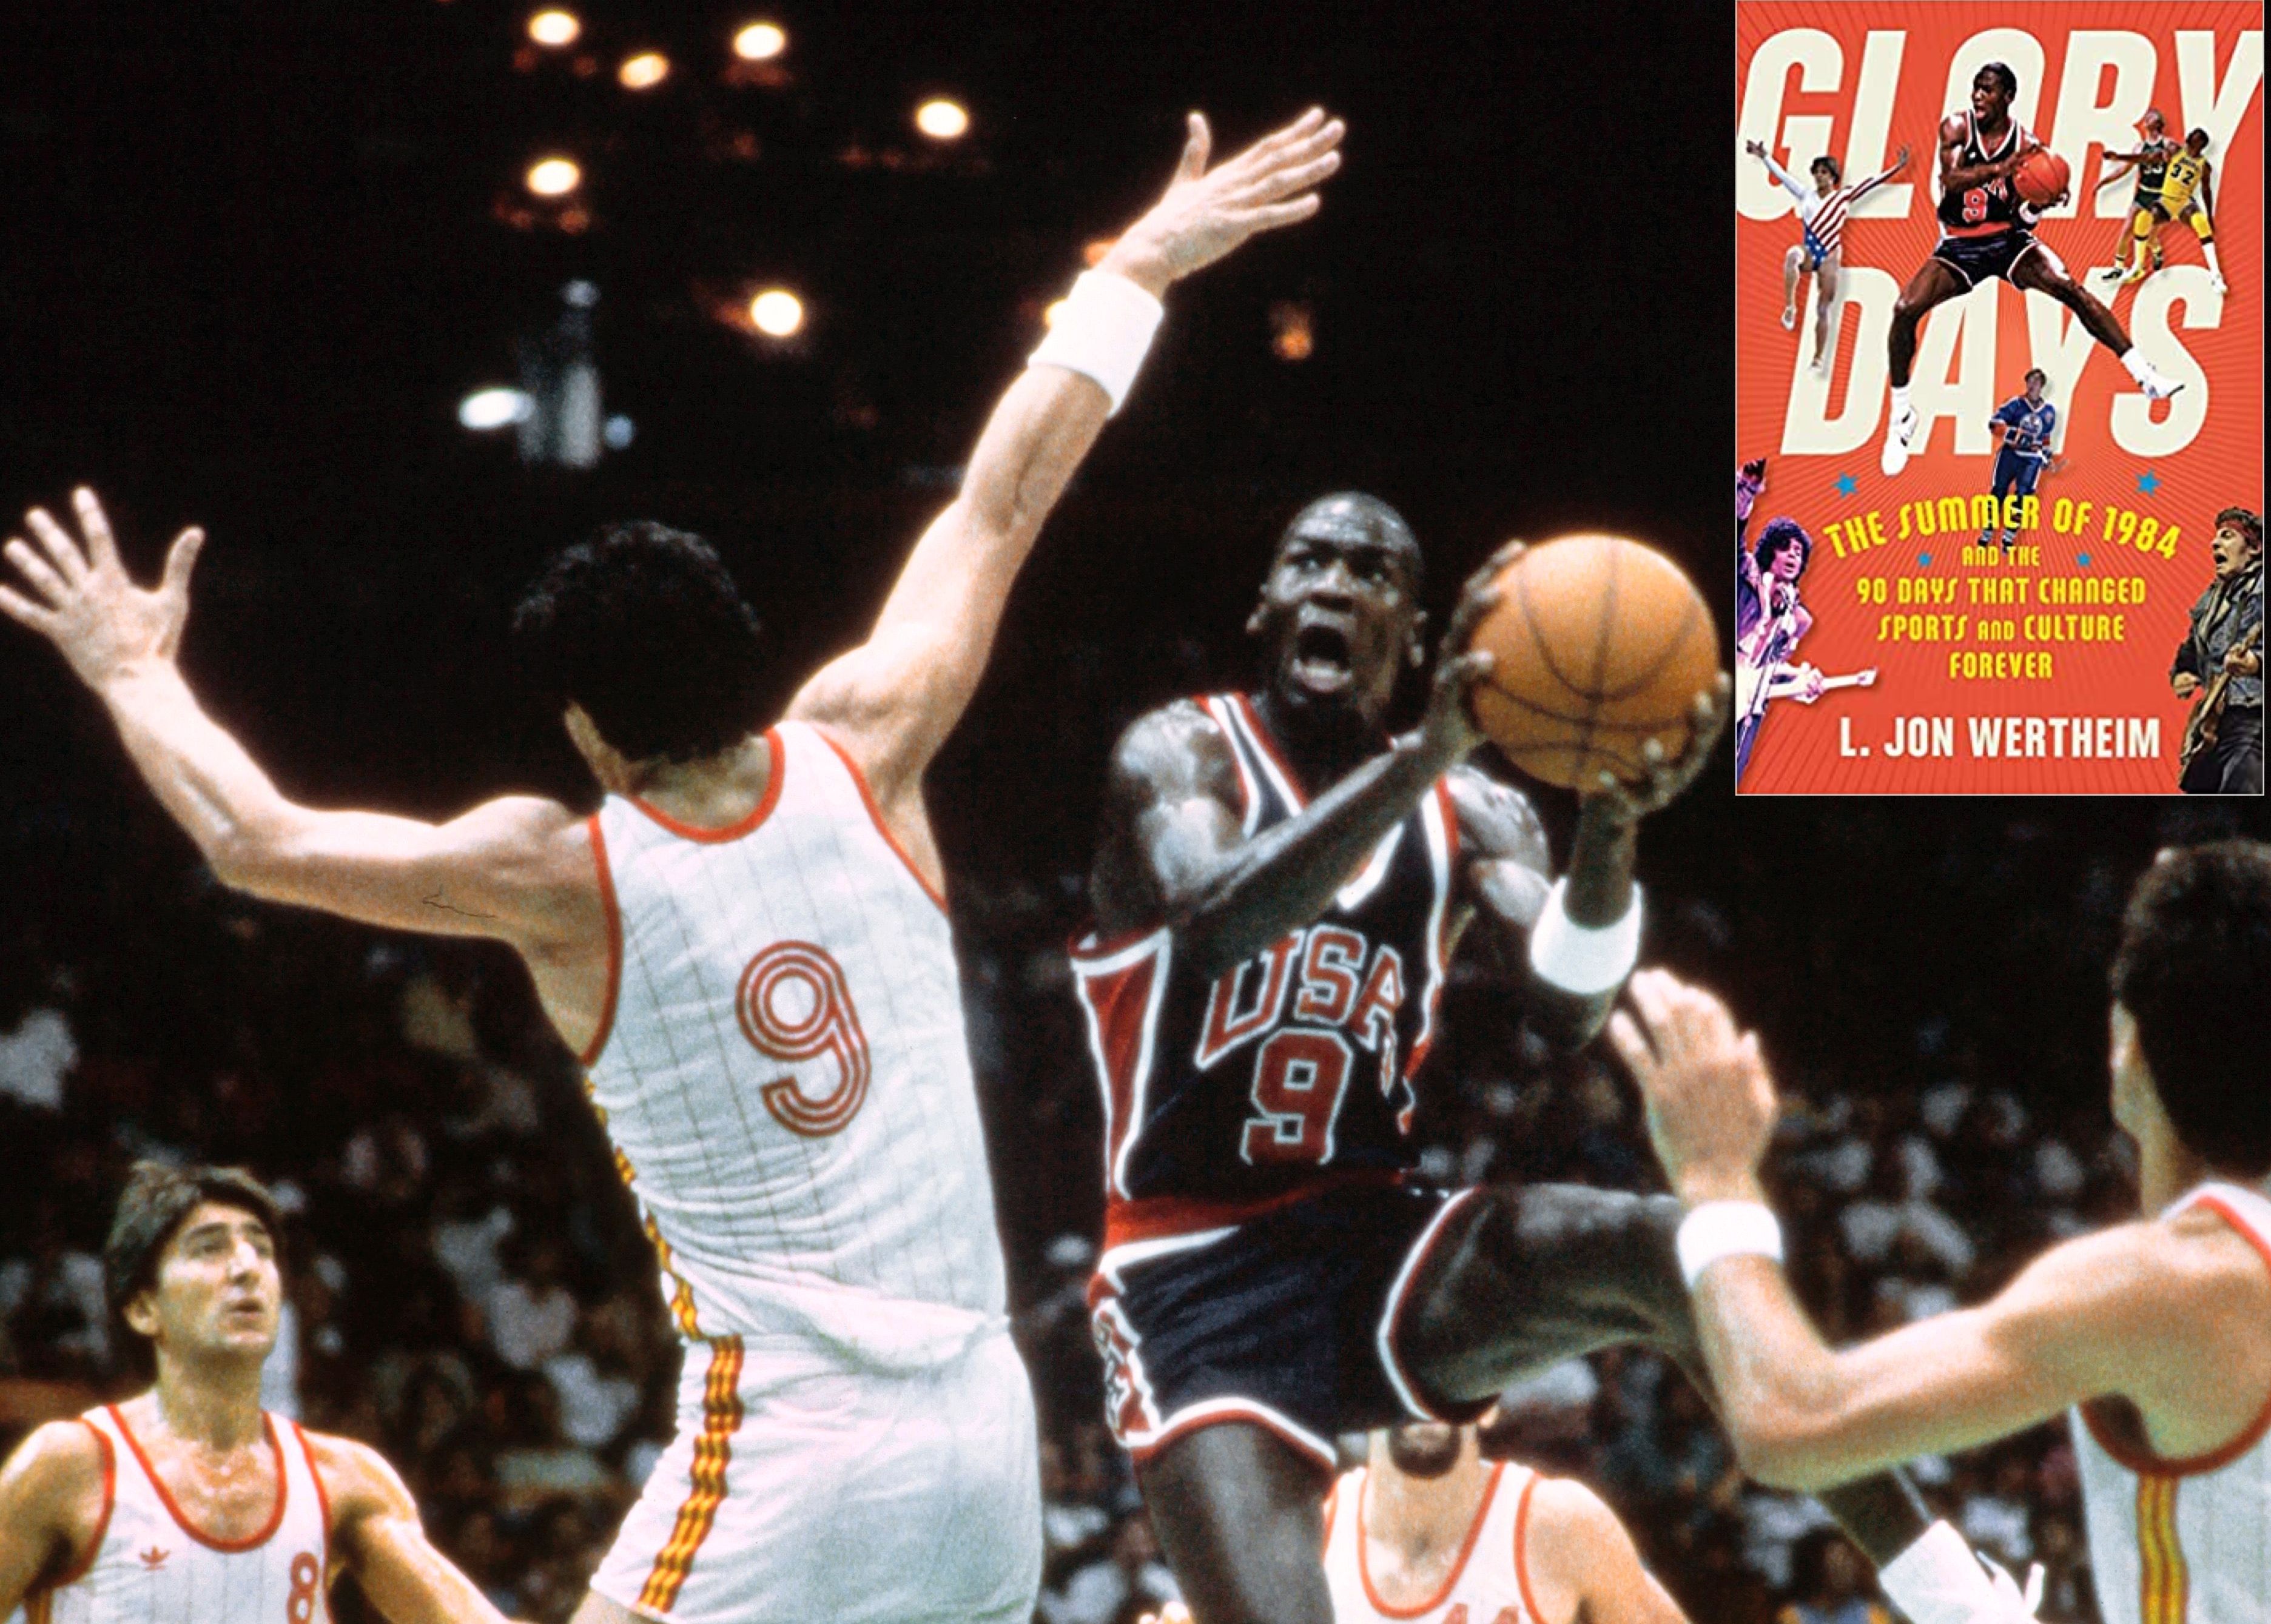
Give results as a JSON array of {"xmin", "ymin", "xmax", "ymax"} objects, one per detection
[
  {"xmin": 2014, "ymin": 147, "xmax": 2070, "ymax": 208},
  {"xmin": 1467, "ymin": 535, "xmax": 1720, "ymax": 789}
]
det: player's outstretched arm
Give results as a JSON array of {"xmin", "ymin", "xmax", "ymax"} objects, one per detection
[
  {"xmin": 790, "ymin": 108, "xmax": 1345, "ymax": 816},
  {"xmin": 0, "ymin": 1420, "xmax": 106, "ymax": 1614},
  {"xmin": 1522, "ymin": 1476, "xmax": 1690, "ymax": 1624},
  {"xmin": 309, "ymin": 1433, "xmax": 514, "ymax": 1624},
  {"xmin": 1609, "ymin": 970, "xmax": 2170, "ymax": 1492},
  {"xmin": 1, "ymin": 491, "xmax": 593, "ymax": 953}
]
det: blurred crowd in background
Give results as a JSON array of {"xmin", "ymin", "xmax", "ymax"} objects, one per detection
[{"xmin": 4, "ymin": 777, "xmax": 2256, "ymax": 1622}]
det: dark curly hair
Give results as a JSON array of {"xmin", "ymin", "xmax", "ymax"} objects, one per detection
[
  {"xmin": 2110, "ymin": 842, "xmax": 2271, "ymax": 1178},
  {"xmin": 513, "ymin": 522, "xmax": 770, "ymax": 765},
  {"xmin": 104, "ymin": 1161, "xmax": 284, "ymax": 1374},
  {"xmin": 2214, "ymin": 507, "xmax": 2261, "ymax": 552},
  {"xmin": 1754, "ymin": 516, "xmax": 1812, "ymax": 577},
  {"xmin": 1977, "ymin": 61, "xmax": 2019, "ymax": 99}
]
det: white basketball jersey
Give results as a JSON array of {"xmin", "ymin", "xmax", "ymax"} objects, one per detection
[
  {"xmin": 27, "ymin": 1406, "xmax": 330, "ymax": 1624},
  {"xmin": 1322, "ymin": 1461, "xmax": 1544, "ymax": 1624},
  {"xmin": 584, "ymin": 722, "xmax": 1007, "ymax": 1369},
  {"xmin": 2073, "ymin": 1182, "xmax": 2271, "ymax": 1624}
]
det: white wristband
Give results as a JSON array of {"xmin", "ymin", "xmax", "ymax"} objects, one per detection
[
  {"xmin": 1527, "ymin": 878, "xmax": 1641, "ymax": 995},
  {"xmin": 1026, "ymin": 270, "xmax": 1165, "ymax": 415},
  {"xmin": 1879, "ymin": 1521, "xmax": 2006, "ymax": 1624},
  {"xmin": 1675, "ymin": 1201, "xmax": 1783, "ymax": 1289}
]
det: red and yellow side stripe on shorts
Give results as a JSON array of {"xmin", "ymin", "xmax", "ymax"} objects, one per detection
[
  {"xmin": 2136, "ymin": 1472, "xmax": 2190, "ymax": 1624},
  {"xmin": 638, "ymin": 1336, "xmax": 747, "ymax": 1614}
]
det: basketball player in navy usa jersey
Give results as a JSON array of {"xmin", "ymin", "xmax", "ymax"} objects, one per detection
[
  {"xmin": 1072, "ymin": 497, "xmax": 2028, "ymax": 1624},
  {"xmin": 1880, "ymin": 62, "xmax": 2179, "ymax": 478}
]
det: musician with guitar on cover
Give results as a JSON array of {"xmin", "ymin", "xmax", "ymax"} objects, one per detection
[
  {"xmin": 1735, "ymin": 466, "xmax": 1876, "ymax": 784},
  {"xmin": 2173, "ymin": 506, "xmax": 2263, "ymax": 795}
]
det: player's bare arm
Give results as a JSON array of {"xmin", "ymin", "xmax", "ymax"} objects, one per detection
[
  {"xmin": 789, "ymin": 107, "xmax": 1346, "ymax": 858},
  {"xmin": 0, "ymin": 1418, "xmax": 107, "ymax": 1613},
  {"xmin": 1522, "ymin": 1475, "xmax": 1690, "ymax": 1624},
  {"xmin": 1088, "ymin": 544, "xmax": 1504, "ymax": 978},
  {"xmin": 306, "ymin": 1432, "xmax": 513, "ymax": 1624},
  {"xmin": 1610, "ymin": 969, "xmax": 2271, "ymax": 1492},
  {"xmin": 1938, "ymin": 114, "xmax": 2027, "ymax": 192},
  {"xmin": 0, "ymin": 495, "xmax": 602, "ymax": 947}
]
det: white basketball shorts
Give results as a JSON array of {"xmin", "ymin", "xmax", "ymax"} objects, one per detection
[{"xmin": 588, "ymin": 1328, "xmax": 1041, "ymax": 1623}]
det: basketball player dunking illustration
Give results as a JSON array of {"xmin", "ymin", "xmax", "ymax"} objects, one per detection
[
  {"xmin": 1880, "ymin": 63, "xmax": 2180, "ymax": 477},
  {"xmin": 0, "ymin": 110, "xmax": 1344, "ymax": 1624}
]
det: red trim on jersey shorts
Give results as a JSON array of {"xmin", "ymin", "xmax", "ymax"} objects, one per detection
[
  {"xmin": 2079, "ymin": 1194, "xmax": 2271, "ymax": 1476},
  {"xmin": 639, "ymin": 1337, "xmax": 747, "ymax": 1614},
  {"xmin": 1942, "ymin": 220, "xmax": 2018, "ymax": 240},
  {"xmin": 1128, "ymin": 1397, "xmax": 1339, "ymax": 1475},
  {"xmin": 1356, "ymin": 1459, "xmax": 1507, "ymax": 1618},
  {"xmin": 110, "ymin": 1405, "xmax": 289, "ymax": 1552},
  {"xmin": 813, "ymin": 726, "xmax": 949, "ymax": 913},
  {"xmin": 580, "ymin": 813, "xmax": 622, "ymax": 1067},
  {"xmin": 293, "ymin": 1422, "xmax": 332, "ymax": 1578},
  {"xmin": 1376, "ymin": 1187, "xmax": 1484, "ymax": 1420},
  {"xmin": 1513, "ymin": 1471, "xmax": 1545, "ymax": 1624},
  {"xmin": 44, "ymin": 1418, "xmax": 114, "ymax": 1589},
  {"xmin": 625, "ymin": 729, "xmax": 786, "ymax": 843}
]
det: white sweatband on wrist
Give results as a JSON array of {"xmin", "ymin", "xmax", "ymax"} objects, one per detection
[
  {"xmin": 1026, "ymin": 270, "xmax": 1165, "ymax": 415},
  {"xmin": 1527, "ymin": 877, "xmax": 1641, "ymax": 994},
  {"xmin": 1879, "ymin": 1520, "xmax": 2008, "ymax": 1624},
  {"xmin": 1675, "ymin": 1201, "xmax": 1783, "ymax": 1289}
]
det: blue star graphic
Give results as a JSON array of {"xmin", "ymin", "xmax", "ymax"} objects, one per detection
[
  {"xmin": 2138, "ymin": 471, "xmax": 2161, "ymax": 494},
  {"xmin": 1835, "ymin": 474, "xmax": 1859, "ymax": 497},
  {"xmin": 1917, "ymin": 552, "xmax": 1933, "ymax": 568},
  {"xmin": 2077, "ymin": 553, "xmax": 2093, "ymax": 568}
]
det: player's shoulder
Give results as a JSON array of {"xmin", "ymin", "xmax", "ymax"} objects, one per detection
[
  {"xmin": 2162, "ymin": 1195, "xmax": 2271, "ymax": 1299},
  {"xmin": 1521, "ymin": 1471, "xmax": 1630, "ymax": 1545},
  {"xmin": 1106, "ymin": 697, "xmax": 1240, "ymax": 801},
  {"xmin": 1444, "ymin": 763, "xmax": 1549, "ymax": 867},
  {"xmin": 0, "ymin": 1414, "xmax": 109, "ymax": 1518},
  {"xmin": 298, "ymin": 1428, "xmax": 416, "ymax": 1524},
  {"xmin": 1516, "ymin": 1472, "xmax": 1651, "ymax": 1609},
  {"xmin": 1939, "ymin": 112, "xmax": 1971, "ymax": 141}
]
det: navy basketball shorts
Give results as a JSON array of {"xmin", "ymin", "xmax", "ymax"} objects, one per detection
[
  {"xmin": 1933, "ymin": 227, "xmax": 2061, "ymax": 289},
  {"xmin": 1086, "ymin": 1182, "xmax": 1487, "ymax": 1474}
]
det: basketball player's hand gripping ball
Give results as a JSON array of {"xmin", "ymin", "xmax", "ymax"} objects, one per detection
[{"xmin": 1458, "ymin": 535, "xmax": 1729, "ymax": 804}]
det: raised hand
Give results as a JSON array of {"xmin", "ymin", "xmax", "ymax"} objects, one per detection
[
  {"xmin": 1100, "ymin": 108, "xmax": 1345, "ymax": 295},
  {"xmin": 1415, "ymin": 539, "xmax": 1524, "ymax": 764},
  {"xmin": 1744, "ymin": 139, "xmax": 1768, "ymax": 160},
  {"xmin": 0, "ymin": 489, "xmax": 206, "ymax": 691},
  {"xmin": 1607, "ymin": 968, "xmax": 1778, "ymax": 1206}
]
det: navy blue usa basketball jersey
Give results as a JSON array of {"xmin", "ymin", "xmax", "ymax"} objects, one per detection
[
  {"xmin": 1071, "ymin": 693, "xmax": 1458, "ymax": 1252},
  {"xmin": 1937, "ymin": 111, "xmax": 2034, "ymax": 233}
]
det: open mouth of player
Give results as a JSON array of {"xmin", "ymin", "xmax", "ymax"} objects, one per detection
[{"xmin": 1290, "ymin": 622, "xmax": 1356, "ymax": 696}]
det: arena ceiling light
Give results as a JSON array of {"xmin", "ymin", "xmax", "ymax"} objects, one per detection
[
  {"xmin": 915, "ymin": 98, "xmax": 970, "ymax": 141},
  {"xmin": 525, "ymin": 156, "xmax": 582, "ymax": 196},
  {"xmin": 458, "ymin": 388, "xmax": 534, "ymax": 431},
  {"xmin": 527, "ymin": 9, "xmax": 580, "ymax": 47},
  {"xmin": 733, "ymin": 21, "xmax": 787, "ymax": 60},
  {"xmin": 619, "ymin": 52, "xmax": 670, "ymax": 90},
  {"xmin": 749, "ymin": 289, "xmax": 804, "ymax": 337}
]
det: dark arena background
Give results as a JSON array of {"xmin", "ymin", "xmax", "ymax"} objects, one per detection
[{"xmin": 1, "ymin": 5, "xmax": 2263, "ymax": 1622}]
